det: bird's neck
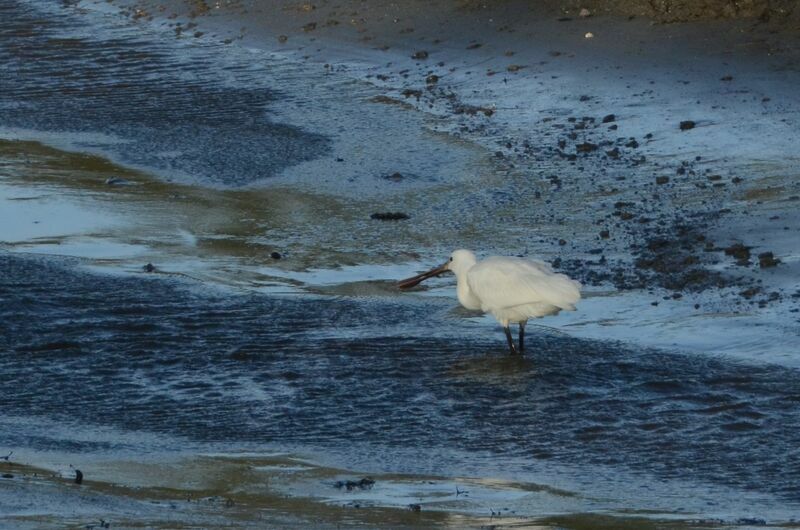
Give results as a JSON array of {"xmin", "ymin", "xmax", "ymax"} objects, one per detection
[{"xmin": 455, "ymin": 270, "xmax": 482, "ymax": 310}]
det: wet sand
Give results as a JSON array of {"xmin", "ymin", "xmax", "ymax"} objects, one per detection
[{"xmin": 2, "ymin": 0, "xmax": 800, "ymax": 527}]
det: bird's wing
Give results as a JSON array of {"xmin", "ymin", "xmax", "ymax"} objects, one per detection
[{"xmin": 467, "ymin": 256, "xmax": 581, "ymax": 311}]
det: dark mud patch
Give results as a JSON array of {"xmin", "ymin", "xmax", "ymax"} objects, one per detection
[{"xmin": 568, "ymin": 0, "xmax": 798, "ymax": 22}]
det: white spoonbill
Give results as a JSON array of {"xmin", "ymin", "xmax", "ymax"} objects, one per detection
[{"xmin": 398, "ymin": 249, "xmax": 581, "ymax": 355}]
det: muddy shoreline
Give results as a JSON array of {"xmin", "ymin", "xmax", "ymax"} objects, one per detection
[
  {"xmin": 83, "ymin": 0, "xmax": 800, "ymax": 346},
  {"xmin": 2, "ymin": 0, "xmax": 800, "ymax": 527}
]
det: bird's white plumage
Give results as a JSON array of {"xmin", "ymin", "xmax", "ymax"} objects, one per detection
[{"xmin": 450, "ymin": 250, "xmax": 581, "ymax": 327}]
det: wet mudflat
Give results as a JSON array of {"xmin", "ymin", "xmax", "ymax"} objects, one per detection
[{"xmin": 2, "ymin": 0, "xmax": 800, "ymax": 527}]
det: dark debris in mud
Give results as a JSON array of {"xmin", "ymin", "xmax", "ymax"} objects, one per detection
[
  {"xmin": 334, "ymin": 477, "xmax": 375, "ymax": 491},
  {"xmin": 371, "ymin": 212, "xmax": 410, "ymax": 220}
]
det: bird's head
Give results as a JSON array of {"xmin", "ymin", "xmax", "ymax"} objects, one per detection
[
  {"xmin": 397, "ymin": 249, "xmax": 476, "ymax": 289},
  {"xmin": 447, "ymin": 249, "xmax": 477, "ymax": 275}
]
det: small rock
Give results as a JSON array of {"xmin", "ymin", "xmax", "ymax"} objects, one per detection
[
  {"xmin": 277, "ymin": 35, "xmax": 288, "ymax": 43},
  {"xmin": 576, "ymin": 142, "xmax": 598, "ymax": 153},
  {"xmin": 411, "ymin": 50, "xmax": 428, "ymax": 60},
  {"xmin": 605, "ymin": 147, "xmax": 620, "ymax": 159},
  {"xmin": 425, "ymin": 74, "xmax": 439, "ymax": 84},
  {"xmin": 601, "ymin": 114, "xmax": 615, "ymax": 123},
  {"xmin": 558, "ymin": 239, "xmax": 567, "ymax": 246},
  {"xmin": 466, "ymin": 42, "xmax": 482, "ymax": 50},
  {"xmin": 625, "ymin": 139, "xmax": 639, "ymax": 148},
  {"xmin": 679, "ymin": 120, "xmax": 695, "ymax": 131},
  {"xmin": 302, "ymin": 22, "xmax": 317, "ymax": 32},
  {"xmin": 584, "ymin": 32, "xmax": 594, "ymax": 39},
  {"xmin": 599, "ymin": 230, "xmax": 610, "ymax": 239},
  {"xmin": 758, "ymin": 252, "xmax": 780, "ymax": 268},
  {"xmin": 143, "ymin": 263, "xmax": 156, "ymax": 273},
  {"xmin": 720, "ymin": 75, "xmax": 733, "ymax": 81},
  {"xmin": 579, "ymin": 8, "xmax": 591, "ymax": 17},
  {"xmin": 506, "ymin": 64, "xmax": 524, "ymax": 72},
  {"xmin": 655, "ymin": 176, "xmax": 669, "ymax": 185},
  {"xmin": 270, "ymin": 252, "xmax": 282, "ymax": 260},
  {"xmin": 74, "ymin": 469, "xmax": 83, "ymax": 484},
  {"xmin": 384, "ymin": 172, "xmax": 404, "ymax": 182},
  {"xmin": 409, "ymin": 504, "xmax": 422, "ymax": 512},
  {"xmin": 724, "ymin": 243, "xmax": 751, "ymax": 265},
  {"xmin": 371, "ymin": 212, "xmax": 409, "ymax": 221},
  {"xmin": 1, "ymin": 474, "xmax": 13, "ymax": 479}
]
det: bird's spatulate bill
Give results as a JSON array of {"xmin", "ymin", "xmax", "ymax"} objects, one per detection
[{"xmin": 397, "ymin": 262, "xmax": 449, "ymax": 289}]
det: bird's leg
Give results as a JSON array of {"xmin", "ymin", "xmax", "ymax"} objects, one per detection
[
  {"xmin": 519, "ymin": 321, "xmax": 526, "ymax": 354},
  {"xmin": 503, "ymin": 326, "xmax": 518, "ymax": 355}
]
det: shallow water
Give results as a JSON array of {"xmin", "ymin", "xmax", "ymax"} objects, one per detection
[{"xmin": 2, "ymin": 253, "xmax": 800, "ymax": 523}]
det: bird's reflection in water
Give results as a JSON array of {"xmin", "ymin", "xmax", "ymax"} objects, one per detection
[{"xmin": 449, "ymin": 350, "xmax": 536, "ymax": 387}]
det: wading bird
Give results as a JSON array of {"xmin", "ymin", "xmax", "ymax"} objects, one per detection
[{"xmin": 398, "ymin": 249, "xmax": 581, "ymax": 355}]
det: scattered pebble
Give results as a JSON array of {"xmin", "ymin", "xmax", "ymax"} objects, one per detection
[
  {"xmin": 724, "ymin": 243, "xmax": 751, "ymax": 266},
  {"xmin": 758, "ymin": 252, "xmax": 780, "ymax": 268},
  {"xmin": 579, "ymin": 8, "xmax": 591, "ymax": 17},
  {"xmin": 411, "ymin": 50, "xmax": 428, "ymax": 60},
  {"xmin": 584, "ymin": 32, "xmax": 594, "ymax": 39},
  {"xmin": 602, "ymin": 114, "xmax": 616, "ymax": 123},
  {"xmin": 383, "ymin": 172, "xmax": 404, "ymax": 182},
  {"xmin": 143, "ymin": 263, "xmax": 156, "ymax": 273},
  {"xmin": 679, "ymin": 120, "xmax": 696, "ymax": 131},
  {"xmin": 270, "ymin": 252, "xmax": 282, "ymax": 260}
]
